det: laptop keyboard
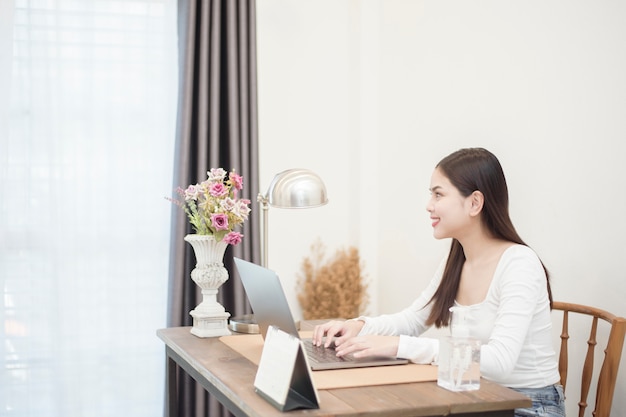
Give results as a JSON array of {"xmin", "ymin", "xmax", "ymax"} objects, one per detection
[{"xmin": 302, "ymin": 339, "xmax": 350, "ymax": 363}]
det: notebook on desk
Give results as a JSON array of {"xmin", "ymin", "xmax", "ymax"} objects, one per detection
[{"xmin": 233, "ymin": 257, "xmax": 409, "ymax": 371}]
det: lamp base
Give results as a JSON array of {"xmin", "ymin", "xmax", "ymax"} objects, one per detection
[{"xmin": 228, "ymin": 314, "xmax": 260, "ymax": 334}]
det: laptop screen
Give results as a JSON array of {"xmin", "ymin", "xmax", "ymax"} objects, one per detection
[{"xmin": 234, "ymin": 257, "xmax": 300, "ymax": 339}]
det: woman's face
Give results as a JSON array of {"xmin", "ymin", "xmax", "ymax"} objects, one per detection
[{"xmin": 426, "ymin": 168, "xmax": 473, "ymax": 240}]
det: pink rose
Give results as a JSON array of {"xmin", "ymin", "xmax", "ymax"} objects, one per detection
[
  {"xmin": 209, "ymin": 182, "xmax": 228, "ymax": 197},
  {"xmin": 221, "ymin": 197, "xmax": 236, "ymax": 211},
  {"xmin": 184, "ymin": 184, "xmax": 199, "ymax": 200},
  {"xmin": 223, "ymin": 231, "xmax": 243, "ymax": 245},
  {"xmin": 234, "ymin": 200, "xmax": 251, "ymax": 220},
  {"xmin": 207, "ymin": 168, "xmax": 227, "ymax": 181},
  {"xmin": 210, "ymin": 213, "xmax": 229, "ymax": 231},
  {"xmin": 230, "ymin": 172, "xmax": 244, "ymax": 190}
]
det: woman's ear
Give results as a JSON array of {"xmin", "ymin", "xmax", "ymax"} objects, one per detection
[{"xmin": 469, "ymin": 190, "xmax": 484, "ymax": 216}]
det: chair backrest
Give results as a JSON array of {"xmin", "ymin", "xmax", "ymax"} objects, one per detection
[{"xmin": 552, "ymin": 301, "xmax": 626, "ymax": 417}]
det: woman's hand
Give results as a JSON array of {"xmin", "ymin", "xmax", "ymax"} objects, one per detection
[
  {"xmin": 312, "ymin": 320, "xmax": 364, "ymax": 348},
  {"xmin": 312, "ymin": 320, "xmax": 400, "ymax": 358},
  {"xmin": 334, "ymin": 335, "xmax": 400, "ymax": 358}
]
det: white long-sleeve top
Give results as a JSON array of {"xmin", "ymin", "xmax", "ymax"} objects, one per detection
[{"xmin": 357, "ymin": 244, "xmax": 561, "ymax": 388}]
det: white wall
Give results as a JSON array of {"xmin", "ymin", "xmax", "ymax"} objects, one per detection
[{"xmin": 257, "ymin": 1, "xmax": 626, "ymax": 414}]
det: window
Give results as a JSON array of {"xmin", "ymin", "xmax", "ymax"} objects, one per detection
[{"xmin": 1, "ymin": 1, "xmax": 177, "ymax": 415}]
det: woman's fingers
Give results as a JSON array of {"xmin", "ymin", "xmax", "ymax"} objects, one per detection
[
  {"xmin": 312, "ymin": 319, "xmax": 367, "ymax": 348},
  {"xmin": 312, "ymin": 320, "xmax": 344, "ymax": 346}
]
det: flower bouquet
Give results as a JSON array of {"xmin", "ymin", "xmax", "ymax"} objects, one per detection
[{"xmin": 168, "ymin": 168, "xmax": 251, "ymax": 244}]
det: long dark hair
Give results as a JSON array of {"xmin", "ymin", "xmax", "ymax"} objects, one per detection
[{"xmin": 426, "ymin": 148, "xmax": 552, "ymax": 328}]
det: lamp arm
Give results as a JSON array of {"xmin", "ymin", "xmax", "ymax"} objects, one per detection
[{"xmin": 258, "ymin": 193, "xmax": 269, "ymax": 268}]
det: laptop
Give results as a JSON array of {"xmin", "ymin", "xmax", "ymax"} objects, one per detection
[{"xmin": 233, "ymin": 257, "xmax": 409, "ymax": 371}]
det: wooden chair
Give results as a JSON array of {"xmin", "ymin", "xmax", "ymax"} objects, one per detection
[{"xmin": 552, "ymin": 301, "xmax": 626, "ymax": 417}]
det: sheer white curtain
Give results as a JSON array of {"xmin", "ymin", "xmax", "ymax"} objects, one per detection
[{"xmin": 1, "ymin": 1, "xmax": 177, "ymax": 416}]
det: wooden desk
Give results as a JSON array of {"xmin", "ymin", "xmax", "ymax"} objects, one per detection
[{"xmin": 157, "ymin": 327, "xmax": 531, "ymax": 417}]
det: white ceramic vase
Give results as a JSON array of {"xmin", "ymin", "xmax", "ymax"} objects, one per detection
[{"xmin": 184, "ymin": 234, "xmax": 231, "ymax": 337}]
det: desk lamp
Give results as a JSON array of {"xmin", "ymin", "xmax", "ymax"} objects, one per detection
[{"xmin": 229, "ymin": 168, "xmax": 329, "ymax": 333}]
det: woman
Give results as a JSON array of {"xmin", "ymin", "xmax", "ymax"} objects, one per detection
[{"xmin": 312, "ymin": 148, "xmax": 565, "ymax": 417}]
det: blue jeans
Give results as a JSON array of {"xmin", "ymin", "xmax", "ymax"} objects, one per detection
[{"xmin": 511, "ymin": 384, "xmax": 566, "ymax": 417}]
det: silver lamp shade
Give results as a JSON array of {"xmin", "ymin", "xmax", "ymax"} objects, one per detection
[{"xmin": 266, "ymin": 169, "xmax": 329, "ymax": 209}]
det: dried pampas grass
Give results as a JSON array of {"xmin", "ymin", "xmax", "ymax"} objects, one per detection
[{"xmin": 297, "ymin": 240, "xmax": 369, "ymax": 320}]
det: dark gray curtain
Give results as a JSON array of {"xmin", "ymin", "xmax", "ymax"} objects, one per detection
[{"xmin": 166, "ymin": 0, "xmax": 260, "ymax": 416}]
